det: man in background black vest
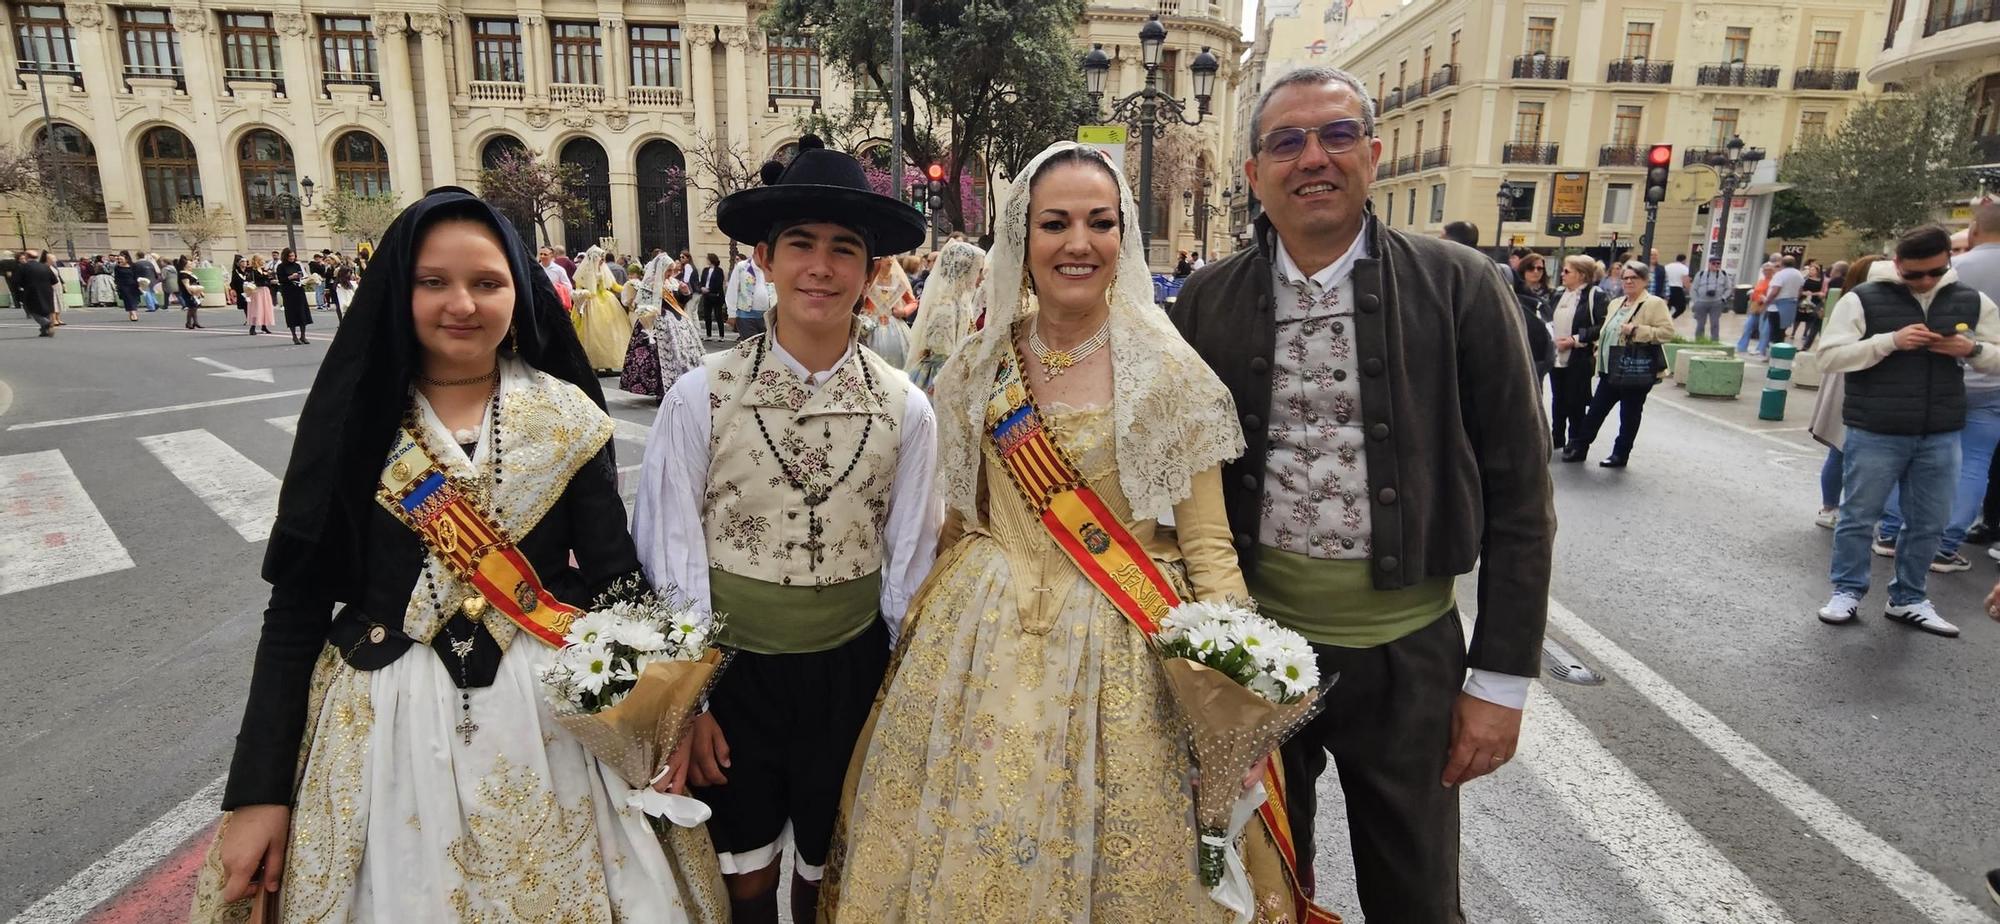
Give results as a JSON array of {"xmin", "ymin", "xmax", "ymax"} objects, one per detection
[{"xmin": 1816, "ymin": 224, "xmax": 2000, "ymax": 638}]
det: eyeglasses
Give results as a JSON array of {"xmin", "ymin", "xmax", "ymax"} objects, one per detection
[
  {"xmin": 1622, "ymin": 274, "xmax": 1645, "ymax": 282},
  {"xmin": 1900, "ymin": 266, "xmax": 1948, "ymax": 280},
  {"xmin": 1259, "ymin": 119, "xmax": 1370, "ymax": 162}
]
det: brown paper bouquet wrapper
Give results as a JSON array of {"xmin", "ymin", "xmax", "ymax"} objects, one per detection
[
  {"xmin": 554, "ymin": 647, "xmax": 725, "ymax": 789},
  {"xmin": 1159, "ymin": 657, "xmax": 1325, "ymax": 887}
]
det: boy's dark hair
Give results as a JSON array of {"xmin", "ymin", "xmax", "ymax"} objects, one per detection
[
  {"xmin": 1440, "ymin": 221, "xmax": 1480, "ymax": 247},
  {"xmin": 1894, "ymin": 224, "xmax": 1952, "ymax": 262}
]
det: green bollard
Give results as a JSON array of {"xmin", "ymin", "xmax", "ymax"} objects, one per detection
[
  {"xmin": 1758, "ymin": 385, "xmax": 1787, "ymax": 421},
  {"xmin": 1767, "ymin": 343, "xmax": 1797, "ymax": 383}
]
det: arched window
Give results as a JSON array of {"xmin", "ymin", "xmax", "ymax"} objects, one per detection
[
  {"xmin": 237, "ymin": 128, "xmax": 297, "ymax": 225},
  {"xmin": 332, "ymin": 130, "xmax": 390, "ymax": 195},
  {"xmin": 635, "ymin": 139, "xmax": 688, "ymax": 256},
  {"xmin": 559, "ymin": 136, "xmax": 610, "ymax": 254},
  {"xmin": 139, "ymin": 126, "xmax": 201, "ymax": 224},
  {"xmin": 773, "ymin": 140, "xmax": 801, "ymax": 165},
  {"xmin": 33, "ymin": 123, "xmax": 106, "ymax": 222}
]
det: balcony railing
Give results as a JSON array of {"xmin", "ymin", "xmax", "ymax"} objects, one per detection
[
  {"xmin": 1381, "ymin": 87, "xmax": 1403, "ymax": 112},
  {"xmin": 1682, "ymin": 146, "xmax": 1723, "ymax": 167},
  {"xmin": 1511, "ymin": 54, "xmax": 1569, "ymax": 80},
  {"xmin": 1404, "ymin": 80, "xmax": 1428, "ymax": 104},
  {"xmin": 1502, "ymin": 142, "xmax": 1560, "ymax": 165},
  {"xmin": 321, "ymin": 73, "xmax": 381, "ymax": 97},
  {"xmin": 1924, "ymin": 0, "xmax": 2000, "ymax": 36},
  {"xmin": 1421, "ymin": 145, "xmax": 1450, "ymax": 169},
  {"xmin": 469, "ymin": 80, "xmax": 525, "ymax": 103},
  {"xmin": 223, "ymin": 67, "xmax": 285, "ymax": 96},
  {"xmin": 1696, "ymin": 63, "xmax": 1780, "ymax": 88},
  {"xmin": 18, "ymin": 61, "xmax": 85, "ymax": 89},
  {"xmin": 769, "ymin": 85, "xmax": 821, "ymax": 108},
  {"xmin": 1397, "ymin": 154, "xmax": 1418, "ymax": 175},
  {"xmin": 1599, "ymin": 144, "xmax": 1646, "ymax": 166},
  {"xmin": 1793, "ymin": 67, "xmax": 1860, "ymax": 91},
  {"xmin": 1376, "ymin": 161, "xmax": 1393, "ymax": 180},
  {"xmin": 1607, "ymin": 58, "xmax": 1674, "ymax": 84},
  {"xmin": 628, "ymin": 85, "xmax": 684, "ymax": 107},
  {"xmin": 550, "ymin": 83, "xmax": 604, "ymax": 107},
  {"xmin": 1428, "ymin": 65, "xmax": 1459, "ymax": 93}
]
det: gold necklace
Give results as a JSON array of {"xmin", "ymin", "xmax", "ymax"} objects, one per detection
[
  {"xmin": 419, "ymin": 366, "xmax": 500, "ymax": 388},
  {"xmin": 1028, "ymin": 317, "xmax": 1109, "ymax": 381}
]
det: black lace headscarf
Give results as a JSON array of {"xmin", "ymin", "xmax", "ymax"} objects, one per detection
[{"xmin": 262, "ymin": 187, "xmax": 601, "ymax": 591}]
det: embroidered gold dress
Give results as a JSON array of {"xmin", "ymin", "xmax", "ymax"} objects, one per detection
[{"xmin": 832, "ymin": 403, "xmax": 1248, "ymax": 922}]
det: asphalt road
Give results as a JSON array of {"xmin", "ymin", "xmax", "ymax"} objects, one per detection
[{"xmin": 0, "ymin": 306, "xmax": 1994, "ymax": 923}]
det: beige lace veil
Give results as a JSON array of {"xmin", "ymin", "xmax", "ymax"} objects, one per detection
[
  {"xmin": 905, "ymin": 240, "xmax": 987, "ymax": 373},
  {"xmin": 934, "ymin": 141, "xmax": 1244, "ymax": 522}
]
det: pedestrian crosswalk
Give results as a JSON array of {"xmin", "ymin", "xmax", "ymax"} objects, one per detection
[
  {"xmin": 0, "ymin": 450, "xmax": 135, "ymax": 595},
  {"xmin": 137, "ymin": 430, "xmax": 283, "ymax": 543}
]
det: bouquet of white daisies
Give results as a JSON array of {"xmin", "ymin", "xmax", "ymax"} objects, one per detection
[
  {"xmin": 537, "ymin": 577, "xmax": 727, "ymax": 827},
  {"xmin": 1155, "ymin": 600, "xmax": 1326, "ymax": 895}
]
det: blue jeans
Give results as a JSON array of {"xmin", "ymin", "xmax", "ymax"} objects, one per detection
[
  {"xmin": 1821, "ymin": 448, "xmax": 1842, "ymax": 508},
  {"xmin": 1876, "ymin": 388, "xmax": 2000, "ymax": 554},
  {"xmin": 1736, "ymin": 310, "xmax": 1766, "ymax": 354},
  {"xmin": 1764, "ymin": 297, "xmax": 1800, "ymax": 346},
  {"xmin": 1831, "ymin": 428, "xmax": 1960, "ymax": 604}
]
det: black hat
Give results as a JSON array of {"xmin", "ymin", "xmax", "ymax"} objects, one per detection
[{"xmin": 718, "ymin": 148, "xmax": 926, "ymax": 255}]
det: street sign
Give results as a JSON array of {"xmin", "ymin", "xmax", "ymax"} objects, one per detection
[
  {"xmin": 1780, "ymin": 243, "xmax": 1808, "ymax": 264},
  {"xmin": 1077, "ymin": 125, "xmax": 1127, "ymax": 168},
  {"xmin": 1546, "ymin": 171, "xmax": 1589, "ymax": 237}
]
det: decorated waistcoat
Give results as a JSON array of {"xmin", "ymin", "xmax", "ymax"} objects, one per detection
[
  {"xmin": 1262, "ymin": 259, "xmax": 1373, "ymax": 561},
  {"xmin": 702, "ymin": 336, "xmax": 911, "ymax": 586}
]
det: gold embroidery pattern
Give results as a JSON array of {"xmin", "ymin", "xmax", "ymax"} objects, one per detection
[
  {"xmin": 277, "ymin": 650, "xmax": 376, "ymax": 922},
  {"xmin": 445, "ymin": 756, "xmax": 614, "ymax": 924},
  {"xmin": 834, "ymin": 406, "xmax": 1231, "ymax": 923}
]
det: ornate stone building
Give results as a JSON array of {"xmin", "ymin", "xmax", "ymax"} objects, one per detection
[{"xmin": 3, "ymin": 0, "xmax": 1247, "ymax": 263}]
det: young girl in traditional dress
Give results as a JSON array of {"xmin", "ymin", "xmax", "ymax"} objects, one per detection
[{"xmin": 902, "ymin": 240, "xmax": 985, "ymax": 393}]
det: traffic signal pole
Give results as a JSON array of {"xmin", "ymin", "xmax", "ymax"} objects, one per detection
[{"xmin": 1639, "ymin": 144, "xmax": 1673, "ymax": 268}]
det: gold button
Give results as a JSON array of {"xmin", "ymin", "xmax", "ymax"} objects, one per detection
[{"xmin": 368, "ymin": 624, "xmax": 387, "ymax": 644}]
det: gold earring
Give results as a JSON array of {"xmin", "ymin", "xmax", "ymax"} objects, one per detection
[{"xmin": 506, "ymin": 326, "xmax": 520, "ymax": 353}]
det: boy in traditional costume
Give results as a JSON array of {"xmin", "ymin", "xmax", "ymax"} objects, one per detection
[{"xmin": 634, "ymin": 146, "xmax": 940, "ymax": 924}]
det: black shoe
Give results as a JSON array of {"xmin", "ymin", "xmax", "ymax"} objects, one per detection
[
  {"xmin": 1599, "ymin": 456, "xmax": 1629, "ymax": 468},
  {"xmin": 1559, "ymin": 443, "xmax": 1586, "ymax": 463},
  {"xmin": 1964, "ymin": 522, "xmax": 1998, "ymax": 545}
]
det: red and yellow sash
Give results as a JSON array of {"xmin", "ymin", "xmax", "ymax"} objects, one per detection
[
  {"xmin": 377, "ymin": 422, "xmax": 579, "ymax": 648},
  {"xmin": 985, "ymin": 346, "xmax": 1336, "ymax": 924}
]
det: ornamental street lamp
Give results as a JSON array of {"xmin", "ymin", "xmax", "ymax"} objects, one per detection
[
  {"xmin": 1183, "ymin": 184, "xmax": 1224, "ymax": 258},
  {"xmin": 1494, "ymin": 181, "xmax": 1517, "ymax": 251},
  {"xmin": 1703, "ymin": 134, "xmax": 1765, "ymax": 273},
  {"xmin": 1080, "ymin": 15, "xmax": 1219, "ymax": 260},
  {"xmin": 277, "ymin": 176, "xmax": 316, "ymax": 254}
]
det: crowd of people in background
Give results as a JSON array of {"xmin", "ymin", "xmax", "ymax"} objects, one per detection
[{"xmin": 3, "ymin": 244, "xmax": 371, "ymax": 344}]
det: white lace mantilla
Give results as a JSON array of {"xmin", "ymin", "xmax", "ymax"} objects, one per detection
[
  {"xmin": 935, "ymin": 142, "xmax": 1243, "ymax": 522},
  {"xmin": 380, "ymin": 357, "xmax": 615, "ymax": 647}
]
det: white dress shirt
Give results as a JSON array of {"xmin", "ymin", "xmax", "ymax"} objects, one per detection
[{"xmin": 631, "ymin": 336, "xmax": 941, "ymax": 646}]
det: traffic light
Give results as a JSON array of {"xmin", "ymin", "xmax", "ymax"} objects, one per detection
[
  {"xmin": 926, "ymin": 165, "xmax": 946, "ymax": 234},
  {"xmin": 1644, "ymin": 144, "xmax": 1673, "ymax": 205}
]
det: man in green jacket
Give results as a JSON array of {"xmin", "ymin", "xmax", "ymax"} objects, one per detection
[{"xmin": 1170, "ymin": 66, "xmax": 1555, "ymax": 924}]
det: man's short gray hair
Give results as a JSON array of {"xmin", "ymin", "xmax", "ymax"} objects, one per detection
[{"xmin": 1249, "ymin": 66, "xmax": 1377, "ymax": 154}]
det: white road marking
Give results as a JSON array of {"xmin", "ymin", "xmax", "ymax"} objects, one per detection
[
  {"xmin": 192, "ymin": 355, "xmax": 276, "ymax": 384},
  {"xmin": 1547, "ymin": 598, "xmax": 1996, "ymax": 924},
  {"xmin": 0, "ymin": 450, "xmax": 134, "ymax": 596},
  {"xmin": 7, "ymin": 388, "xmax": 311, "ymax": 431},
  {"xmin": 2, "ymin": 775, "xmax": 225, "ymax": 924},
  {"xmin": 611, "ymin": 417, "xmax": 652, "ymax": 445},
  {"xmin": 138, "ymin": 430, "xmax": 282, "ymax": 543},
  {"xmin": 266, "ymin": 414, "xmax": 299, "ymax": 435},
  {"xmin": 1650, "ymin": 394, "xmax": 1814, "ymax": 450},
  {"xmin": 0, "ymin": 378, "xmax": 15, "ymax": 418}
]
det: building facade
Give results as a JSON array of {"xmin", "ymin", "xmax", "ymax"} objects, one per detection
[
  {"xmin": 1313, "ymin": 0, "xmax": 1887, "ymax": 258},
  {"xmin": 1869, "ymin": 0, "xmax": 2000, "ymax": 176},
  {"xmin": 3, "ymin": 0, "xmax": 1245, "ymax": 263}
]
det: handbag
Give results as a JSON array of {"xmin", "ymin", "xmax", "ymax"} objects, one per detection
[{"xmin": 1604, "ymin": 341, "xmax": 1664, "ymax": 388}]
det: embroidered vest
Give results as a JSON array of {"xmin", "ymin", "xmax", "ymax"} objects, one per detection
[{"xmin": 702, "ymin": 336, "xmax": 911, "ymax": 587}]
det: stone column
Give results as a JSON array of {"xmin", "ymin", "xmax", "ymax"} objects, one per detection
[
  {"xmin": 170, "ymin": 6, "xmax": 234, "ymax": 243},
  {"xmin": 62, "ymin": 3, "xmax": 140, "ymax": 243},
  {"xmin": 375, "ymin": 16, "xmax": 426, "ymax": 196},
  {"xmin": 720, "ymin": 24, "xmax": 751, "ymax": 151},
  {"xmin": 413, "ymin": 13, "xmax": 459, "ymax": 188},
  {"xmin": 522, "ymin": 14, "xmax": 549, "ymax": 103},
  {"xmin": 600, "ymin": 17, "xmax": 624, "ymax": 101},
  {"xmin": 687, "ymin": 24, "xmax": 716, "ymax": 138}
]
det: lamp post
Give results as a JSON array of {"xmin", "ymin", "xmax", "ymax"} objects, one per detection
[
  {"xmin": 1080, "ymin": 15, "xmax": 1219, "ymax": 262},
  {"xmin": 276, "ymin": 176, "xmax": 316, "ymax": 254},
  {"xmin": 1183, "ymin": 184, "xmax": 1224, "ymax": 258},
  {"xmin": 30, "ymin": 65, "xmax": 75, "ymax": 261},
  {"xmin": 1494, "ymin": 181, "xmax": 1516, "ymax": 253},
  {"xmin": 1703, "ymin": 134, "xmax": 1765, "ymax": 274}
]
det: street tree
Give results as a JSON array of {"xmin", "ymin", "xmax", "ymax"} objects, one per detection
[
  {"xmin": 1779, "ymin": 81, "xmax": 1978, "ymax": 244},
  {"xmin": 764, "ymin": 0, "xmax": 1090, "ymax": 233},
  {"xmin": 169, "ymin": 200, "xmax": 231, "ymax": 263},
  {"xmin": 1125, "ymin": 125, "xmax": 1206, "ymax": 241},
  {"xmin": 476, "ymin": 148, "xmax": 591, "ymax": 248},
  {"xmin": 23, "ymin": 197, "xmax": 80, "ymax": 253},
  {"xmin": 0, "ymin": 144, "xmax": 40, "ymax": 198},
  {"xmin": 314, "ymin": 188, "xmax": 403, "ymax": 251},
  {"xmin": 1767, "ymin": 188, "xmax": 1827, "ymax": 241}
]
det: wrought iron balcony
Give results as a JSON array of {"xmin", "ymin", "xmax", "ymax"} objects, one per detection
[
  {"xmin": 1511, "ymin": 54, "xmax": 1569, "ymax": 80},
  {"xmin": 1599, "ymin": 144, "xmax": 1646, "ymax": 167},
  {"xmin": 1381, "ymin": 87, "xmax": 1403, "ymax": 112},
  {"xmin": 1397, "ymin": 154, "xmax": 1418, "ymax": 175},
  {"xmin": 1607, "ymin": 58, "xmax": 1674, "ymax": 84},
  {"xmin": 1421, "ymin": 145, "xmax": 1450, "ymax": 169},
  {"xmin": 1682, "ymin": 146, "xmax": 1723, "ymax": 167},
  {"xmin": 1428, "ymin": 65, "xmax": 1459, "ymax": 93},
  {"xmin": 1502, "ymin": 142, "xmax": 1560, "ymax": 165},
  {"xmin": 1696, "ymin": 63, "xmax": 1780, "ymax": 88},
  {"xmin": 1924, "ymin": 0, "xmax": 1999, "ymax": 36},
  {"xmin": 1404, "ymin": 80, "xmax": 1428, "ymax": 103},
  {"xmin": 1376, "ymin": 161, "xmax": 1393, "ymax": 180},
  {"xmin": 1793, "ymin": 67, "xmax": 1860, "ymax": 91}
]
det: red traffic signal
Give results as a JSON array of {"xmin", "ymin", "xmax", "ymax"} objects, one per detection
[
  {"xmin": 1645, "ymin": 144, "xmax": 1674, "ymax": 168},
  {"xmin": 926, "ymin": 163, "xmax": 945, "ymax": 181}
]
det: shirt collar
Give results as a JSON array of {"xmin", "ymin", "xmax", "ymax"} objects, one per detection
[
  {"xmin": 767, "ymin": 321, "xmax": 859, "ymax": 388},
  {"xmin": 1273, "ymin": 227, "xmax": 1369, "ymax": 291}
]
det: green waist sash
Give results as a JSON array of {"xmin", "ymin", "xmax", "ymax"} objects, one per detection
[
  {"xmin": 1246, "ymin": 545, "xmax": 1455, "ymax": 648},
  {"xmin": 708, "ymin": 567, "xmax": 880, "ymax": 655}
]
